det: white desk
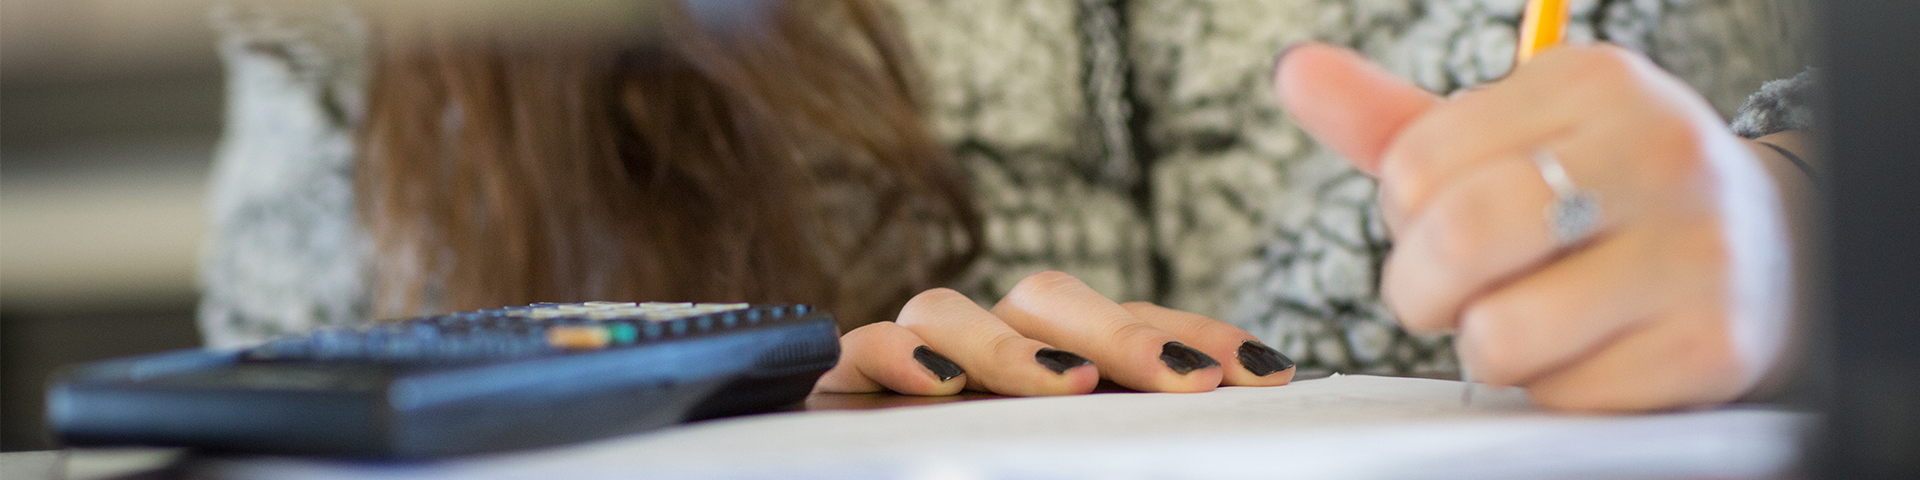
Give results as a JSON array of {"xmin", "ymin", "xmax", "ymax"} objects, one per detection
[{"xmin": 3, "ymin": 375, "xmax": 1811, "ymax": 480}]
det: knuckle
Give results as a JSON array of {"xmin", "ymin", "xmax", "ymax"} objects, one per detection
[
  {"xmin": 1195, "ymin": 315, "xmax": 1249, "ymax": 339},
  {"xmin": 1392, "ymin": 312, "xmax": 1447, "ymax": 334},
  {"xmin": 1584, "ymin": 44, "xmax": 1647, "ymax": 70},
  {"xmin": 898, "ymin": 288, "xmax": 977, "ymax": 326},
  {"xmin": 1561, "ymin": 45, "xmax": 1649, "ymax": 87},
  {"xmin": 985, "ymin": 331, "xmax": 1035, "ymax": 363},
  {"xmin": 1383, "ymin": 296, "xmax": 1438, "ymax": 333},
  {"xmin": 1420, "ymin": 201, "xmax": 1492, "ymax": 273},
  {"xmin": 1005, "ymin": 270, "xmax": 1083, "ymax": 301},
  {"xmin": 1181, "ymin": 317, "xmax": 1244, "ymax": 344},
  {"xmin": 1105, "ymin": 320, "xmax": 1167, "ymax": 348},
  {"xmin": 1459, "ymin": 301, "xmax": 1525, "ymax": 382},
  {"xmin": 1553, "ymin": 50, "xmax": 1657, "ymax": 109},
  {"xmin": 1380, "ymin": 262, "xmax": 1445, "ymax": 333},
  {"xmin": 1126, "ymin": 302, "xmax": 1232, "ymax": 338},
  {"xmin": 906, "ymin": 287, "xmax": 967, "ymax": 307},
  {"xmin": 1378, "ymin": 150, "xmax": 1441, "ymax": 215},
  {"xmin": 842, "ymin": 322, "xmax": 898, "ymax": 342}
]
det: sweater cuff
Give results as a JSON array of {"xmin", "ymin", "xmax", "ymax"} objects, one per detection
[{"xmin": 1731, "ymin": 69, "xmax": 1818, "ymax": 139}]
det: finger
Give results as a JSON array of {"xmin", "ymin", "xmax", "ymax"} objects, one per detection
[
  {"xmin": 1382, "ymin": 156, "xmax": 1559, "ymax": 332},
  {"xmin": 896, "ymin": 288, "xmax": 1100, "ymax": 396},
  {"xmin": 991, "ymin": 271, "xmax": 1223, "ymax": 393},
  {"xmin": 1519, "ymin": 303, "xmax": 1749, "ymax": 412},
  {"xmin": 1374, "ymin": 44, "xmax": 1717, "ymax": 226},
  {"xmin": 815, "ymin": 321, "xmax": 968, "ymax": 395},
  {"xmin": 1381, "ymin": 107, "xmax": 1717, "ymax": 332},
  {"xmin": 1122, "ymin": 302, "xmax": 1295, "ymax": 387},
  {"xmin": 1451, "ymin": 223, "xmax": 1712, "ymax": 386},
  {"xmin": 1274, "ymin": 42, "xmax": 1441, "ymax": 175}
]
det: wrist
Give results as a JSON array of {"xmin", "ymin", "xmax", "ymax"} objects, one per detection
[{"xmin": 1736, "ymin": 130, "xmax": 1820, "ymax": 405}]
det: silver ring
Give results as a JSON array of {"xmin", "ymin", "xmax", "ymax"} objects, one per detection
[{"xmin": 1531, "ymin": 149, "xmax": 1601, "ymax": 246}]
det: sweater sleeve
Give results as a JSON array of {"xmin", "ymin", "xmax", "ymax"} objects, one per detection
[
  {"xmin": 1732, "ymin": 69, "xmax": 1819, "ymax": 139},
  {"xmin": 196, "ymin": 1, "xmax": 373, "ymax": 348}
]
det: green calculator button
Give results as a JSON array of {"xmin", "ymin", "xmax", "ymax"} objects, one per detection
[{"xmin": 608, "ymin": 323, "xmax": 638, "ymax": 344}]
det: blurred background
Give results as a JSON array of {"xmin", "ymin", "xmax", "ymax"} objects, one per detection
[{"xmin": 1, "ymin": 0, "xmax": 225, "ymax": 450}]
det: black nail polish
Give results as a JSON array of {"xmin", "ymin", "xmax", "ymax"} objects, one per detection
[
  {"xmin": 913, "ymin": 346, "xmax": 964, "ymax": 382},
  {"xmin": 1160, "ymin": 342, "xmax": 1221, "ymax": 374},
  {"xmin": 1034, "ymin": 348, "xmax": 1091, "ymax": 374},
  {"xmin": 1236, "ymin": 341, "xmax": 1295, "ymax": 376}
]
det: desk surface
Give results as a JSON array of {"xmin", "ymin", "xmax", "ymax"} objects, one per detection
[
  {"xmin": 1, "ymin": 375, "xmax": 1811, "ymax": 480},
  {"xmin": 0, "ymin": 387, "xmax": 1022, "ymax": 480}
]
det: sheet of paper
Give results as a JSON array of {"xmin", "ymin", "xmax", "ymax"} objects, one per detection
[{"xmin": 197, "ymin": 375, "xmax": 1810, "ymax": 480}]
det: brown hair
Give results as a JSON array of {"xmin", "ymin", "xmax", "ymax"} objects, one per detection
[{"xmin": 357, "ymin": 0, "xmax": 980, "ymax": 330}]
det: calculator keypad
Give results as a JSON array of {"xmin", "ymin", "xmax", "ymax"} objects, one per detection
[{"xmin": 243, "ymin": 302, "xmax": 805, "ymax": 363}]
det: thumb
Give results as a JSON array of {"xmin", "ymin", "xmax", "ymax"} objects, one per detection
[{"xmin": 1273, "ymin": 43, "xmax": 1439, "ymax": 176}]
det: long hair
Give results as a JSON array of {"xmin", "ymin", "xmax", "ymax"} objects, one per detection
[{"xmin": 358, "ymin": 0, "xmax": 980, "ymax": 330}]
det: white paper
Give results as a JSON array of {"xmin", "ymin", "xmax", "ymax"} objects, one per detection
[{"xmin": 199, "ymin": 375, "xmax": 1811, "ymax": 480}]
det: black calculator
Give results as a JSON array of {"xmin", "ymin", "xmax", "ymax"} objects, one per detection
[{"xmin": 46, "ymin": 302, "xmax": 840, "ymax": 458}]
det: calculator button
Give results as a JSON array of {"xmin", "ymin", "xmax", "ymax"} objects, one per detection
[
  {"xmin": 608, "ymin": 323, "xmax": 639, "ymax": 344},
  {"xmin": 547, "ymin": 326, "xmax": 611, "ymax": 350},
  {"xmin": 240, "ymin": 302, "xmax": 813, "ymax": 363}
]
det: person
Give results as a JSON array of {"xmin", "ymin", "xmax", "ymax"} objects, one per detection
[
  {"xmin": 820, "ymin": 41, "xmax": 1816, "ymax": 412},
  {"xmin": 199, "ymin": 0, "xmax": 1812, "ymax": 411},
  {"xmin": 200, "ymin": 0, "xmax": 983, "ymax": 342},
  {"xmin": 352, "ymin": 0, "xmax": 982, "ymax": 334}
]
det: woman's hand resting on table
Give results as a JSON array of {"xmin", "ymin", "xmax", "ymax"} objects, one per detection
[
  {"xmin": 815, "ymin": 271, "xmax": 1297, "ymax": 396},
  {"xmin": 1276, "ymin": 43, "xmax": 1804, "ymax": 411}
]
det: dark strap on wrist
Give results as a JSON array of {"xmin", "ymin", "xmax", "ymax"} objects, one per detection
[{"xmin": 1756, "ymin": 141, "xmax": 1818, "ymax": 182}]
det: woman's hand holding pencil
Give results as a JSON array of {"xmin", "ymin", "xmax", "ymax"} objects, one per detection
[{"xmin": 1273, "ymin": 40, "xmax": 1808, "ymax": 411}]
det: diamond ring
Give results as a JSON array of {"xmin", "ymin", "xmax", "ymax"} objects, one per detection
[{"xmin": 1531, "ymin": 149, "xmax": 1601, "ymax": 246}]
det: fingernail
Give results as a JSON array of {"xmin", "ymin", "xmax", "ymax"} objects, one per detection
[
  {"xmin": 1236, "ymin": 341, "xmax": 1295, "ymax": 376},
  {"xmin": 913, "ymin": 346, "xmax": 964, "ymax": 382},
  {"xmin": 1034, "ymin": 348, "xmax": 1091, "ymax": 374},
  {"xmin": 1160, "ymin": 342, "xmax": 1221, "ymax": 374}
]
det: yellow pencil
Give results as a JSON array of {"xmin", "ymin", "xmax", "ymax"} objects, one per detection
[{"xmin": 1516, "ymin": 0, "xmax": 1571, "ymax": 65}]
